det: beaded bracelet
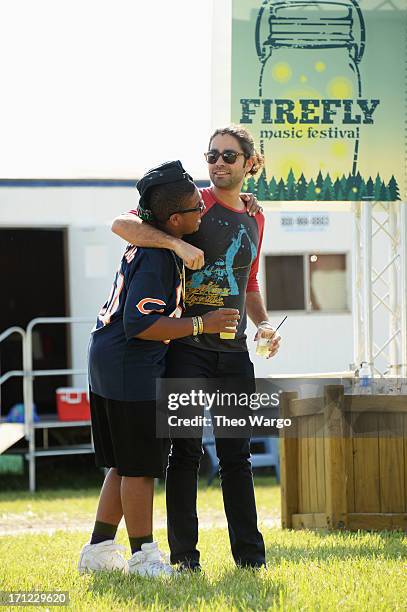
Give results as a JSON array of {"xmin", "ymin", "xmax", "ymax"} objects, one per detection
[{"xmin": 192, "ymin": 317, "xmax": 199, "ymax": 336}]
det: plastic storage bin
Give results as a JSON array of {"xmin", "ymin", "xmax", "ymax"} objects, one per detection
[{"xmin": 56, "ymin": 388, "xmax": 90, "ymax": 421}]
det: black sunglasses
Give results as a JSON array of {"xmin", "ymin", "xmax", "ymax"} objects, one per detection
[
  {"xmin": 177, "ymin": 200, "xmax": 206, "ymax": 215},
  {"xmin": 204, "ymin": 149, "xmax": 247, "ymax": 164}
]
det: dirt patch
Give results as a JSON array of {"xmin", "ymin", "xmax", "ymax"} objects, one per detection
[{"xmin": 1, "ymin": 510, "xmax": 280, "ymax": 536}]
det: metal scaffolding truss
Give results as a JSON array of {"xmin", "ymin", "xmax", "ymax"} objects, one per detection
[{"xmin": 352, "ymin": 201, "xmax": 407, "ymax": 377}]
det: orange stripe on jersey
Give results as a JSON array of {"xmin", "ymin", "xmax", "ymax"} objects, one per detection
[
  {"xmin": 124, "ymin": 246, "xmax": 138, "ymax": 263},
  {"xmin": 167, "ymin": 281, "xmax": 183, "ymax": 319},
  {"xmin": 163, "ymin": 281, "xmax": 184, "ymax": 343},
  {"xmin": 136, "ymin": 298, "xmax": 166, "ymax": 314}
]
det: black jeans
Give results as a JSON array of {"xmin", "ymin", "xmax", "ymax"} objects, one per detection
[{"xmin": 165, "ymin": 342, "xmax": 266, "ymax": 568}]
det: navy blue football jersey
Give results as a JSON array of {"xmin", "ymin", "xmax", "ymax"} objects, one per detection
[{"xmin": 88, "ymin": 246, "xmax": 184, "ymax": 401}]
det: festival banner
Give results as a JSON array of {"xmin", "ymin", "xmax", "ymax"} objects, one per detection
[{"xmin": 232, "ymin": 0, "xmax": 406, "ymax": 201}]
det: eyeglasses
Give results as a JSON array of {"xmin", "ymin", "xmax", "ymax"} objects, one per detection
[
  {"xmin": 177, "ymin": 200, "xmax": 206, "ymax": 215},
  {"xmin": 204, "ymin": 149, "xmax": 247, "ymax": 165}
]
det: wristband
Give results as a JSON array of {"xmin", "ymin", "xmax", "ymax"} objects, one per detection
[
  {"xmin": 197, "ymin": 316, "xmax": 204, "ymax": 334},
  {"xmin": 258, "ymin": 320, "xmax": 271, "ymax": 328},
  {"xmin": 192, "ymin": 317, "xmax": 199, "ymax": 336}
]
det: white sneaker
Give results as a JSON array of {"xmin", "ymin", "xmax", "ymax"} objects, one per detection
[
  {"xmin": 78, "ymin": 540, "xmax": 128, "ymax": 574},
  {"xmin": 128, "ymin": 542, "xmax": 175, "ymax": 577}
]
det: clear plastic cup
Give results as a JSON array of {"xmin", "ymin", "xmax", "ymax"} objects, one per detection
[
  {"xmin": 256, "ymin": 323, "xmax": 274, "ymax": 357},
  {"xmin": 256, "ymin": 336, "xmax": 271, "ymax": 357},
  {"xmin": 219, "ymin": 308, "xmax": 237, "ymax": 340}
]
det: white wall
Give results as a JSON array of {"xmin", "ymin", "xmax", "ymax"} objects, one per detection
[
  {"xmin": 0, "ymin": 186, "xmax": 137, "ymax": 226},
  {"xmin": 251, "ymin": 209, "xmax": 354, "ymax": 377}
]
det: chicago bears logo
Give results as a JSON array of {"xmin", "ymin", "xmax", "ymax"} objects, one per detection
[{"xmin": 136, "ymin": 298, "xmax": 166, "ymax": 314}]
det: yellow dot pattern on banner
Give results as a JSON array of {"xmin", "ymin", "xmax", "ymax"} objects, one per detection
[
  {"xmin": 272, "ymin": 62, "xmax": 292, "ymax": 83},
  {"xmin": 300, "ymin": 75, "xmax": 308, "ymax": 83},
  {"xmin": 327, "ymin": 77, "xmax": 353, "ymax": 98},
  {"xmin": 315, "ymin": 187, "xmax": 322, "ymax": 194},
  {"xmin": 315, "ymin": 61, "xmax": 326, "ymax": 72},
  {"xmin": 331, "ymin": 142, "xmax": 348, "ymax": 158}
]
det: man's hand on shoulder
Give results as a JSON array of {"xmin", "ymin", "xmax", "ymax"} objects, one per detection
[
  {"xmin": 240, "ymin": 193, "xmax": 263, "ymax": 217},
  {"xmin": 173, "ymin": 239, "xmax": 205, "ymax": 270}
]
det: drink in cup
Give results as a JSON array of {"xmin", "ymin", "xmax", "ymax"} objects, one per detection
[
  {"xmin": 256, "ymin": 335, "xmax": 271, "ymax": 357},
  {"xmin": 220, "ymin": 330, "xmax": 236, "ymax": 340},
  {"xmin": 219, "ymin": 308, "xmax": 237, "ymax": 340},
  {"xmin": 255, "ymin": 315, "xmax": 287, "ymax": 358}
]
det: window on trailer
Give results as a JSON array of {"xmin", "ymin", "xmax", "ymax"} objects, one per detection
[{"xmin": 265, "ymin": 253, "xmax": 348, "ymax": 312}]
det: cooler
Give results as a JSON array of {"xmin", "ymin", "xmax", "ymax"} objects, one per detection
[{"xmin": 56, "ymin": 388, "xmax": 90, "ymax": 421}]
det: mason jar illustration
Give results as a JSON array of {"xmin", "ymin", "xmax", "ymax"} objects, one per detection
[{"xmin": 254, "ymin": 0, "xmax": 365, "ymax": 195}]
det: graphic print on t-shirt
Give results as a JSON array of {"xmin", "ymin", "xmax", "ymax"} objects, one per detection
[
  {"xmin": 187, "ymin": 221, "xmax": 258, "ymax": 307},
  {"xmin": 177, "ymin": 188, "xmax": 264, "ymax": 352}
]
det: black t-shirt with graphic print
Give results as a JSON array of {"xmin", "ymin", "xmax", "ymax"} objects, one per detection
[{"xmin": 175, "ymin": 187, "xmax": 265, "ymax": 352}]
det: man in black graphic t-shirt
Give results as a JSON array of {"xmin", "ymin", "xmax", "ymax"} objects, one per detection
[
  {"xmin": 112, "ymin": 126, "xmax": 281, "ymax": 570},
  {"xmin": 178, "ymin": 185, "xmax": 264, "ymax": 352}
]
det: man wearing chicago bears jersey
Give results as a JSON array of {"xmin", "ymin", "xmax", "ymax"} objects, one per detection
[
  {"xmin": 79, "ymin": 161, "xmax": 240, "ymax": 577},
  {"xmin": 111, "ymin": 126, "xmax": 281, "ymax": 570}
]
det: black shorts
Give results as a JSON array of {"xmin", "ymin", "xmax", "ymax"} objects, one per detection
[{"xmin": 90, "ymin": 391, "xmax": 168, "ymax": 478}]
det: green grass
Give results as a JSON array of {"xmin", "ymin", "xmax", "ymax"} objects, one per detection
[{"xmin": 1, "ymin": 477, "xmax": 406, "ymax": 611}]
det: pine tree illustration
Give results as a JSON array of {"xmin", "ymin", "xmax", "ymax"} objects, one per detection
[
  {"xmin": 366, "ymin": 177, "xmax": 374, "ymax": 199},
  {"xmin": 306, "ymin": 179, "xmax": 317, "ymax": 201},
  {"xmin": 277, "ymin": 178, "xmax": 287, "ymax": 200},
  {"xmin": 355, "ymin": 171, "xmax": 363, "ymax": 188},
  {"xmin": 245, "ymin": 176, "xmax": 256, "ymax": 195},
  {"xmin": 388, "ymin": 175, "xmax": 400, "ymax": 201},
  {"xmin": 256, "ymin": 170, "xmax": 270, "ymax": 201},
  {"xmin": 268, "ymin": 177, "xmax": 278, "ymax": 200},
  {"xmin": 315, "ymin": 170, "xmax": 324, "ymax": 200},
  {"xmin": 359, "ymin": 182, "xmax": 367, "ymax": 201},
  {"xmin": 264, "ymin": 171, "xmax": 392, "ymax": 201},
  {"xmin": 345, "ymin": 173, "xmax": 352, "ymax": 192},
  {"xmin": 323, "ymin": 186, "xmax": 332, "ymax": 200},
  {"xmin": 379, "ymin": 182, "xmax": 389, "ymax": 201},
  {"xmin": 374, "ymin": 174, "xmax": 382, "ymax": 200},
  {"xmin": 333, "ymin": 177, "xmax": 341, "ymax": 199},
  {"xmin": 286, "ymin": 168, "xmax": 297, "ymax": 200},
  {"xmin": 336, "ymin": 183, "xmax": 346, "ymax": 201},
  {"xmin": 346, "ymin": 174, "xmax": 358, "ymax": 200},
  {"xmin": 296, "ymin": 173, "xmax": 307, "ymax": 200},
  {"xmin": 323, "ymin": 173, "xmax": 334, "ymax": 200},
  {"xmin": 340, "ymin": 174, "xmax": 348, "ymax": 199}
]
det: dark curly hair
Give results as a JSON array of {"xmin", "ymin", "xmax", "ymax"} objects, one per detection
[
  {"xmin": 208, "ymin": 124, "xmax": 264, "ymax": 176},
  {"xmin": 147, "ymin": 180, "xmax": 196, "ymax": 223}
]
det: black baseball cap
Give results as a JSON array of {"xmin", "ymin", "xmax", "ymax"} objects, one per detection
[{"xmin": 136, "ymin": 160, "xmax": 194, "ymax": 221}]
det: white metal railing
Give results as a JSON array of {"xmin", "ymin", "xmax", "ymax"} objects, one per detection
[
  {"xmin": 1, "ymin": 317, "xmax": 93, "ymax": 491},
  {"xmin": 24, "ymin": 317, "xmax": 93, "ymax": 491},
  {"xmin": 0, "ymin": 327, "xmax": 25, "ymax": 420}
]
